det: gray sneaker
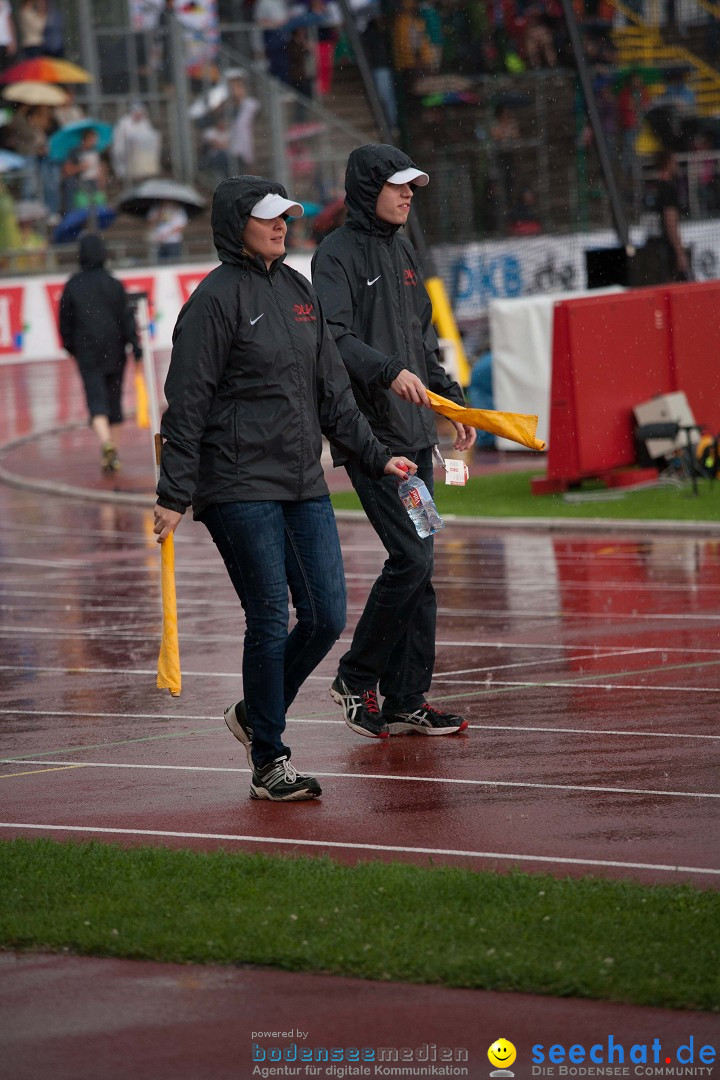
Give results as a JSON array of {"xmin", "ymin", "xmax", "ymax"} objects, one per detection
[
  {"xmin": 224, "ymin": 700, "xmax": 253, "ymax": 765},
  {"xmin": 250, "ymin": 756, "xmax": 322, "ymax": 801},
  {"xmin": 383, "ymin": 702, "xmax": 469, "ymax": 736}
]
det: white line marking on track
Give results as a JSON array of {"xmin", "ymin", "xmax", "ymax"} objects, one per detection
[
  {"xmin": 0, "ymin": 822, "xmax": 717, "ymax": 877},
  {"xmin": 2, "ymin": 712, "xmax": 720, "ymax": 741},
  {"xmin": 3, "ymin": 759, "xmax": 718, "ymax": 800}
]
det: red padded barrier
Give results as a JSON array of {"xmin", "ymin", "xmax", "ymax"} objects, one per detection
[
  {"xmin": 666, "ymin": 281, "xmax": 720, "ymax": 434},
  {"xmin": 543, "ymin": 288, "xmax": 673, "ymax": 486}
]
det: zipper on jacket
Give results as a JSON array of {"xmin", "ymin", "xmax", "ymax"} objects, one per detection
[{"xmin": 270, "ymin": 274, "xmax": 309, "ymax": 500}]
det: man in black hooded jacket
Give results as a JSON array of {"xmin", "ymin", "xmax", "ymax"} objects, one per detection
[
  {"xmin": 312, "ymin": 143, "xmax": 476, "ymax": 740},
  {"xmin": 59, "ymin": 233, "xmax": 142, "ymax": 473}
]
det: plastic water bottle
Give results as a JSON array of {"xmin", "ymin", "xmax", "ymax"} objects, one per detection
[{"xmin": 397, "ymin": 473, "xmax": 444, "ymax": 538}]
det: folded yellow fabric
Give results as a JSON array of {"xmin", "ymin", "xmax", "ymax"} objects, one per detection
[
  {"xmin": 157, "ymin": 533, "xmax": 182, "ymax": 696},
  {"xmin": 427, "ymin": 390, "xmax": 546, "ymax": 451}
]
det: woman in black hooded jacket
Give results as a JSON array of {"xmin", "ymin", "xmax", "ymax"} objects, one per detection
[{"xmin": 153, "ymin": 175, "xmax": 415, "ymax": 802}]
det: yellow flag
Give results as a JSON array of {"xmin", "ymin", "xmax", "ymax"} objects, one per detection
[
  {"xmin": 427, "ymin": 390, "xmax": 546, "ymax": 451},
  {"xmin": 157, "ymin": 532, "xmax": 181, "ymax": 696},
  {"xmin": 135, "ymin": 369, "xmax": 150, "ymax": 429}
]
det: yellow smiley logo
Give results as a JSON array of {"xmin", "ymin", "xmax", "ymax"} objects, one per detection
[{"xmin": 488, "ymin": 1039, "xmax": 517, "ymax": 1069}]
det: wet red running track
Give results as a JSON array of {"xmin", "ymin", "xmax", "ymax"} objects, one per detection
[{"xmin": 0, "ymin": 355, "xmax": 718, "ymax": 1076}]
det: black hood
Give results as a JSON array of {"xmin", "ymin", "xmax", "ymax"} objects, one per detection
[
  {"xmin": 79, "ymin": 233, "xmax": 106, "ymax": 269},
  {"xmin": 345, "ymin": 143, "xmax": 424, "ymax": 233},
  {"xmin": 211, "ymin": 175, "xmax": 292, "ymax": 265}
]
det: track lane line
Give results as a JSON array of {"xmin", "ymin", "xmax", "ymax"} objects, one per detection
[
  {"xmin": 2, "ymin": 758, "xmax": 718, "ymax": 800},
  {"xmin": 0, "ymin": 821, "xmax": 717, "ymax": 877}
]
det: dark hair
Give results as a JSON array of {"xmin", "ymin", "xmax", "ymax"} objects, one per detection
[{"xmin": 655, "ymin": 149, "xmax": 674, "ymax": 172}]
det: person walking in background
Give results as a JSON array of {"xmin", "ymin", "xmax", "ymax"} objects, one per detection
[
  {"xmin": 59, "ymin": 233, "xmax": 143, "ymax": 474},
  {"xmin": 312, "ymin": 143, "xmax": 476, "ymax": 740},
  {"xmin": 152, "ymin": 175, "xmax": 416, "ymax": 801},
  {"xmin": 18, "ymin": 0, "xmax": 46, "ymax": 59}
]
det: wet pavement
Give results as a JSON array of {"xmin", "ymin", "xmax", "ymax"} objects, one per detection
[{"xmin": 1, "ymin": 354, "xmax": 719, "ymax": 1077}]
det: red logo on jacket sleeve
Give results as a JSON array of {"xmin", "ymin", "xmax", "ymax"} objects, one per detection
[
  {"xmin": 293, "ymin": 302, "xmax": 316, "ymax": 322},
  {"xmin": 403, "ymin": 269, "xmax": 417, "ymax": 286}
]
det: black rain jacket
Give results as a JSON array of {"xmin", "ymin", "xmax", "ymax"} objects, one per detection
[
  {"xmin": 311, "ymin": 143, "xmax": 465, "ymax": 461},
  {"xmin": 59, "ymin": 234, "xmax": 140, "ymax": 374},
  {"xmin": 156, "ymin": 175, "xmax": 393, "ymax": 518}
]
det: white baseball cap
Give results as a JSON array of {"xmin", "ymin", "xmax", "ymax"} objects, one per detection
[
  {"xmin": 250, "ymin": 192, "xmax": 304, "ymax": 219},
  {"xmin": 386, "ymin": 166, "xmax": 429, "ymax": 187}
]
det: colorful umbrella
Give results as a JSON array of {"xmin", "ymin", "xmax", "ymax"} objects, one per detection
[
  {"xmin": 2, "ymin": 81, "xmax": 69, "ymax": 106},
  {"xmin": 0, "ymin": 56, "xmax": 92, "ymax": 85},
  {"xmin": 48, "ymin": 120, "xmax": 113, "ymax": 163}
]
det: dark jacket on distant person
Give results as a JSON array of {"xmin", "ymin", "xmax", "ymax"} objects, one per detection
[
  {"xmin": 156, "ymin": 175, "xmax": 393, "ymax": 519},
  {"xmin": 311, "ymin": 143, "xmax": 465, "ymax": 461},
  {"xmin": 59, "ymin": 234, "xmax": 141, "ymax": 374}
]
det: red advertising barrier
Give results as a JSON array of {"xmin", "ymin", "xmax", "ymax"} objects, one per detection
[{"xmin": 534, "ymin": 281, "xmax": 720, "ymax": 493}]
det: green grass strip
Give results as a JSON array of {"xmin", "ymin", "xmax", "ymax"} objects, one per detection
[
  {"xmin": 331, "ymin": 471, "xmax": 720, "ymax": 521},
  {"xmin": 2, "ymin": 838, "xmax": 719, "ymax": 1010}
]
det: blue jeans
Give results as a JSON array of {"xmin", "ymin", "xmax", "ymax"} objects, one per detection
[
  {"xmin": 339, "ymin": 447, "xmax": 436, "ymax": 713},
  {"xmin": 200, "ymin": 498, "xmax": 346, "ymax": 768}
]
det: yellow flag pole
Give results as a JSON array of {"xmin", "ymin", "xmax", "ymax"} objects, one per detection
[
  {"xmin": 154, "ymin": 433, "xmax": 182, "ymax": 696},
  {"xmin": 425, "ymin": 276, "xmax": 471, "ymax": 387}
]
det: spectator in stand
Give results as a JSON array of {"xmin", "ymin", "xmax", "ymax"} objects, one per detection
[
  {"xmin": 14, "ymin": 198, "xmax": 47, "ymax": 270},
  {"xmin": 199, "ymin": 115, "xmax": 232, "ymax": 189},
  {"xmin": 0, "ymin": 0, "xmax": 17, "ymax": 71},
  {"xmin": 111, "ymin": 102, "xmax": 161, "ymax": 184},
  {"xmin": 21, "ymin": 104, "xmax": 60, "ymax": 216},
  {"xmin": 54, "ymin": 86, "xmax": 85, "ymax": 128},
  {"xmin": 228, "ymin": 74, "xmax": 260, "ymax": 173},
  {"xmin": 0, "ymin": 177, "xmax": 21, "ymax": 262},
  {"xmin": 657, "ymin": 68, "xmax": 696, "ymax": 114},
  {"xmin": 42, "ymin": 0, "xmax": 64, "ymax": 57},
  {"xmin": 523, "ymin": 8, "xmax": 557, "ymax": 69},
  {"xmin": 392, "ymin": 0, "xmax": 433, "ymax": 113},
  {"xmin": 507, "ymin": 187, "xmax": 542, "ymax": 235},
  {"xmin": 148, "ymin": 199, "xmax": 188, "ymax": 261},
  {"xmin": 490, "ymin": 101, "xmax": 520, "ymax": 216},
  {"xmin": 153, "ymin": 0, "xmax": 177, "ymax": 89},
  {"xmin": 254, "ymin": 0, "xmax": 291, "ymax": 83},
  {"xmin": 18, "ymin": 0, "xmax": 46, "ymax": 59},
  {"xmin": 287, "ymin": 26, "xmax": 315, "ymax": 120},
  {"xmin": 694, "ymin": 131, "xmax": 719, "ymax": 214},
  {"xmin": 311, "ymin": 0, "xmax": 341, "ymax": 96},
  {"xmin": 361, "ymin": 14, "xmax": 398, "ymax": 132},
  {"xmin": 618, "ymin": 70, "xmax": 650, "ymax": 185},
  {"xmin": 649, "ymin": 150, "xmax": 691, "ymax": 282},
  {"xmin": 61, "ymin": 127, "xmax": 107, "ymax": 214},
  {"xmin": 419, "ymin": 1, "xmax": 443, "ymax": 73}
]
